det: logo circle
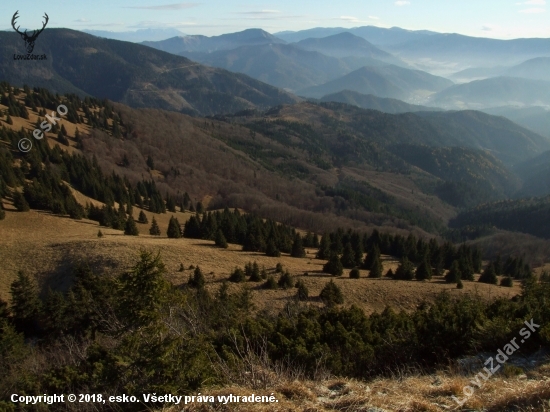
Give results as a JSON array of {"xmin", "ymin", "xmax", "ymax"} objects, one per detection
[{"xmin": 18, "ymin": 138, "xmax": 32, "ymax": 153}]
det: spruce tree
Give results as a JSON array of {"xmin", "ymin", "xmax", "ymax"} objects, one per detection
[
  {"xmin": 13, "ymin": 192, "xmax": 29, "ymax": 212},
  {"xmin": 146, "ymin": 155, "xmax": 154, "ymax": 170},
  {"xmin": 124, "ymin": 215, "xmax": 139, "ymax": 236},
  {"xmin": 459, "ymin": 258, "xmax": 475, "ymax": 281},
  {"xmin": 215, "ymin": 229, "xmax": 228, "ymax": 249},
  {"xmin": 97, "ymin": 229, "xmax": 104, "ymax": 238},
  {"xmin": 395, "ymin": 257, "xmax": 415, "ymax": 280},
  {"xmin": 500, "ymin": 276, "xmax": 513, "ymax": 287},
  {"xmin": 266, "ymin": 237, "xmax": 281, "ymax": 257},
  {"xmin": 0, "ymin": 202, "xmax": 5, "ymax": 220},
  {"xmin": 10, "ymin": 271, "xmax": 42, "ymax": 335},
  {"xmin": 323, "ymin": 254, "xmax": 343, "ymax": 277},
  {"xmin": 149, "ymin": 217, "xmax": 161, "ymax": 236},
  {"xmin": 188, "ymin": 266, "xmax": 205, "ymax": 289},
  {"xmin": 278, "ymin": 271, "xmax": 294, "ymax": 289},
  {"xmin": 319, "ymin": 280, "xmax": 344, "ymax": 307},
  {"xmin": 349, "ymin": 268, "xmax": 361, "ymax": 279},
  {"xmin": 385, "ymin": 268, "xmax": 394, "ymax": 278},
  {"xmin": 167, "ymin": 216, "xmax": 182, "ymax": 238},
  {"xmin": 229, "ymin": 267, "xmax": 246, "ymax": 283},
  {"xmin": 415, "ymin": 257, "xmax": 432, "ymax": 281},
  {"xmin": 263, "ymin": 275, "xmax": 278, "ymax": 290},
  {"xmin": 249, "ymin": 262, "xmax": 261, "ymax": 282},
  {"xmin": 196, "ymin": 201, "xmax": 205, "ymax": 214},
  {"xmin": 138, "ymin": 210, "xmax": 148, "ymax": 224},
  {"xmin": 368, "ymin": 254, "xmax": 383, "ymax": 278},
  {"xmin": 341, "ymin": 243, "xmax": 357, "ymax": 268},
  {"xmin": 296, "ymin": 280, "xmax": 309, "ymax": 301},
  {"xmin": 291, "ymin": 233, "xmax": 306, "ymax": 258},
  {"xmin": 6, "ymin": 114, "xmax": 12, "ymax": 125},
  {"xmin": 445, "ymin": 260, "xmax": 462, "ymax": 283},
  {"xmin": 363, "ymin": 245, "xmax": 381, "ymax": 270},
  {"xmin": 479, "ymin": 262, "xmax": 498, "ymax": 284},
  {"xmin": 457, "ymin": 279, "xmax": 464, "ymax": 289},
  {"xmin": 316, "ymin": 233, "xmax": 331, "ymax": 259}
]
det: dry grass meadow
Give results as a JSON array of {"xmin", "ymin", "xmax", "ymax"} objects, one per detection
[
  {"xmin": 165, "ymin": 363, "xmax": 550, "ymax": 412},
  {"xmin": 0, "ymin": 189, "xmax": 522, "ymax": 314}
]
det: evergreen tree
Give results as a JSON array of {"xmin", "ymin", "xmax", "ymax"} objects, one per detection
[
  {"xmin": 188, "ymin": 266, "xmax": 205, "ymax": 289},
  {"xmin": 368, "ymin": 254, "xmax": 383, "ymax": 278},
  {"xmin": 215, "ymin": 229, "xmax": 228, "ymax": 249},
  {"xmin": 138, "ymin": 210, "xmax": 148, "ymax": 224},
  {"xmin": 385, "ymin": 268, "xmax": 394, "ymax": 278},
  {"xmin": 265, "ymin": 238, "xmax": 281, "ymax": 257},
  {"xmin": 124, "ymin": 215, "xmax": 139, "ymax": 236},
  {"xmin": 319, "ymin": 280, "xmax": 344, "ymax": 307},
  {"xmin": 97, "ymin": 230, "xmax": 104, "ymax": 238},
  {"xmin": 263, "ymin": 275, "xmax": 278, "ymax": 290},
  {"xmin": 278, "ymin": 271, "xmax": 294, "ymax": 289},
  {"xmin": 394, "ymin": 257, "xmax": 415, "ymax": 280},
  {"xmin": 290, "ymin": 233, "xmax": 306, "ymax": 258},
  {"xmin": 415, "ymin": 257, "xmax": 432, "ymax": 281},
  {"xmin": 149, "ymin": 217, "xmax": 161, "ymax": 236},
  {"xmin": 167, "ymin": 216, "xmax": 181, "ymax": 238},
  {"xmin": 500, "ymin": 276, "xmax": 513, "ymax": 287},
  {"xmin": 458, "ymin": 258, "xmax": 475, "ymax": 281},
  {"xmin": 349, "ymin": 268, "xmax": 361, "ymax": 279},
  {"xmin": 341, "ymin": 243, "xmax": 357, "ymax": 268},
  {"xmin": 316, "ymin": 233, "xmax": 331, "ymax": 259},
  {"xmin": 479, "ymin": 262, "xmax": 498, "ymax": 285},
  {"xmin": 363, "ymin": 245, "xmax": 381, "ymax": 270},
  {"xmin": 6, "ymin": 114, "xmax": 13, "ymax": 125},
  {"xmin": 457, "ymin": 279, "xmax": 464, "ymax": 289},
  {"xmin": 10, "ymin": 271, "xmax": 42, "ymax": 335},
  {"xmin": 229, "ymin": 267, "xmax": 246, "ymax": 283},
  {"xmin": 275, "ymin": 263, "xmax": 284, "ymax": 273},
  {"xmin": 118, "ymin": 250, "xmax": 169, "ymax": 328},
  {"xmin": 249, "ymin": 262, "xmax": 261, "ymax": 282},
  {"xmin": 296, "ymin": 280, "xmax": 309, "ymax": 301},
  {"xmin": 472, "ymin": 248, "xmax": 483, "ymax": 273},
  {"xmin": 13, "ymin": 191, "xmax": 29, "ymax": 212},
  {"xmin": 196, "ymin": 201, "xmax": 205, "ymax": 214},
  {"xmin": 323, "ymin": 254, "xmax": 344, "ymax": 277},
  {"xmin": 0, "ymin": 202, "xmax": 5, "ymax": 220},
  {"xmin": 445, "ymin": 260, "xmax": 462, "ymax": 283}
]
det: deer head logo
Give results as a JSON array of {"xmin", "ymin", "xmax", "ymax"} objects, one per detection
[{"xmin": 12, "ymin": 11, "xmax": 49, "ymax": 54}]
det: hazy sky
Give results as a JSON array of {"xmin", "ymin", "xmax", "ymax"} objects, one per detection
[{"xmin": 1, "ymin": 0, "xmax": 549, "ymax": 39}]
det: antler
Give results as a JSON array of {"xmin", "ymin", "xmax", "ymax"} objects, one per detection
[
  {"xmin": 11, "ymin": 11, "xmax": 24, "ymax": 35},
  {"xmin": 29, "ymin": 13, "xmax": 49, "ymax": 40}
]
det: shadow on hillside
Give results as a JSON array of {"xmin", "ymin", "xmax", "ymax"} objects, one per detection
[{"xmin": 38, "ymin": 246, "xmax": 121, "ymax": 296}]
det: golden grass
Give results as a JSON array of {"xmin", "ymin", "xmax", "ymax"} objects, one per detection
[
  {"xmin": 162, "ymin": 362, "xmax": 550, "ymax": 411},
  {"xmin": 0, "ymin": 202, "xmax": 522, "ymax": 313}
]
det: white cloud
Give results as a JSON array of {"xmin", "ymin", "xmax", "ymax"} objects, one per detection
[
  {"xmin": 369, "ymin": 15, "xmax": 380, "ymax": 20},
  {"xmin": 395, "ymin": 1, "xmax": 410, "ymax": 5},
  {"xmin": 519, "ymin": 7, "xmax": 546, "ymax": 12},
  {"xmin": 74, "ymin": 18, "xmax": 90, "ymax": 23},
  {"xmin": 524, "ymin": 0, "xmax": 546, "ymax": 4},
  {"xmin": 124, "ymin": 3, "xmax": 199, "ymax": 10}
]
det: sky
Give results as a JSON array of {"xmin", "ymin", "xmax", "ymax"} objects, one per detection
[{"xmin": 1, "ymin": 0, "xmax": 549, "ymax": 39}]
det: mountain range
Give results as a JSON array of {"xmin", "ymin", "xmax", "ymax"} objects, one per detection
[
  {"xmin": 0, "ymin": 29, "xmax": 299, "ymax": 116},
  {"xmin": 297, "ymin": 65, "xmax": 453, "ymax": 100},
  {"xmin": 319, "ymin": 90, "xmax": 442, "ymax": 113}
]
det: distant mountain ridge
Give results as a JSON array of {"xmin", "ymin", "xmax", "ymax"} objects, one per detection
[
  {"xmin": 84, "ymin": 28, "xmax": 186, "ymax": 43},
  {"xmin": 294, "ymin": 32, "xmax": 394, "ymax": 60},
  {"xmin": 320, "ymin": 90, "xmax": 442, "ymax": 113},
  {"xmin": 0, "ymin": 29, "xmax": 299, "ymax": 116},
  {"xmin": 298, "ymin": 65, "xmax": 453, "ymax": 100},
  {"xmin": 430, "ymin": 76, "xmax": 550, "ymax": 109},
  {"xmin": 142, "ymin": 29, "xmax": 285, "ymax": 54}
]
